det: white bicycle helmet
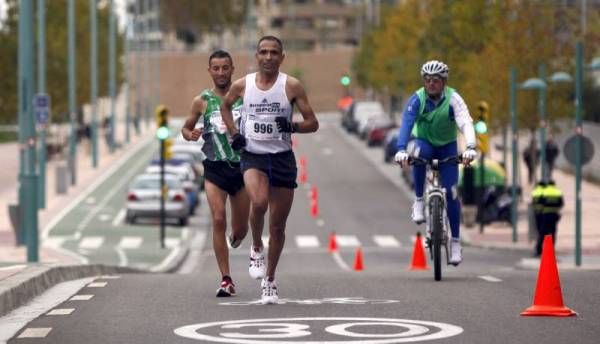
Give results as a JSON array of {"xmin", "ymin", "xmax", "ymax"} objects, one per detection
[{"xmin": 420, "ymin": 60, "xmax": 449, "ymax": 78}]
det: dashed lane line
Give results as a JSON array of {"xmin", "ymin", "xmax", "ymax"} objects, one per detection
[
  {"xmin": 478, "ymin": 275, "xmax": 502, "ymax": 283},
  {"xmin": 78, "ymin": 236, "xmax": 104, "ymax": 250},
  {"xmin": 373, "ymin": 235, "xmax": 401, "ymax": 248},
  {"xmin": 296, "ymin": 235, "xmax": 320, "ymax": 248},
  {"xmin": 16, "ymin": 328, "xmax": 52, "ymax": 339},
  {"xmin": 87, "ymin": 282, "xmax": 107, "ymax": 288},
  {"xmin": 335, "ymin": 235, "xmax": 361, "ymax": 247},
  {"xmin": 46, "ymin": 308, "xmax": 74, "ymax": 316},
  {"xmin": 69, "ymin": 295, "xmax": 94, "ymax": 301},
  {"xmin": 112, "ymin": 208, "xmax": 126, "ymax": 226}
]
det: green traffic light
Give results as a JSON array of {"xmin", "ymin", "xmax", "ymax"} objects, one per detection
[
  {"xmin": 475, "ymin": 120, "xmax": 487, "ymax": 134},
  {"xmin": 340, "ymin": 75, "xmax": 351, "ymax": 86},
  {"xmin": 156, "ymin": 126, "xmax": 170, "ymax": 140}
]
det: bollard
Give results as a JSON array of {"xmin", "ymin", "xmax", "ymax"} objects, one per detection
[{"xmin": 55, "ymin": 162, "xmax": 68, "ymax": 194}]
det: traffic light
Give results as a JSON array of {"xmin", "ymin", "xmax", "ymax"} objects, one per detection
[
  {"xmin": 163, "ymin": 138, "xmax": 173, "ymax": 160},
  {"xmin": 155, "ymin": 105, "xmax": 169, "ymax": 140},
  {"xmin": 475, "ymin": 101, "xmax": 489, "ymax": 154},
  {"xmin": 340, "ymin": 74, "xmax": 351, "ymax": 87}
]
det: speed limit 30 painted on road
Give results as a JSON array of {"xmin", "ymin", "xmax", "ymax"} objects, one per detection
[{"xmin": 174, "ymin": 317, "xmax": 463, "ymax": 343}]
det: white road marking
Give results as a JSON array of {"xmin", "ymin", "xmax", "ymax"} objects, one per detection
[
  {"xmin": 165, "ymin": 238, "xmax": 180, "ymax": 248},
  {"xmin": 85, "ymin": 197, "xmax": 96, "ymax": 205},
  {"xmin": 119, "ymin": 236, "xmax": 143, "ymax": 249},
  {"xmin": 373, "ymin": 235, "xmax": 401, "ymax": 248},
  {"xmin": 112, "ymin": 208, "xmax": 126, "ymax": 226},
  {"xmin": 295, "ymin": 235, "xmax": 320, "ymax": 248},
  {"xmin": 0, "ymin": 278, "xmax": 94, "ymax": 342},
  {"xmin": 98, "ymin": 275, "xmax": 121, "ymax": 279},
  {"xmin": 98, "ymin": 213, "xmax": 111, "ymax": 222},
  {"xmin": 178, "ymin": 230, "xmax": 208, "ymax": 275},
  {"xmin": 78, "ymin": 236, "xmax": 104, "ymax": 249},
  {"xmin": 150, "ymin": 247, "xmax": 181, "ymax": 272},
  {"xmin": 70, "ymin": 295, "xmax": 94, "ymax": 301},
  {"xmin": 316, "ymin": 219, "xmax": 325, "ymax": 227},
  {"xmin": 322, "ymin": 147, "xmax": 333, "ymax": 155},
  {"xmin": 116, "ymin": 247, "xmax": 128, "ymax": 267},
  {"xmin": 332, "ymin": 251, "xmax": 351, "ymax": 271},
  {"xmin": 87, "ymin": 282, "xmax": 107, "ymax": 288},
  {"xmin": 17, "ymin": 328, "xmax": 52, "ymax": 338},
  {"xmin": 46, "ymin": 308, "xmax": 74, "ymax": 315},
  {"xmin": 478, "ymin": 275, "xmax": 502, "ymax": 283},
  {"xmin": 336, "ymin": 235, "xmax": 361, "ymax": 247}
]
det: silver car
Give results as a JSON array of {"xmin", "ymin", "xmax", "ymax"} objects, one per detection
[{"xmin": 125, "ymin": 173, "xmax": 190, "ymax": 226}]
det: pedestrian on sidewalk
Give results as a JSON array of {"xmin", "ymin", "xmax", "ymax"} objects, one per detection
[
  {"xmin": 181, "ymin": 50, "xmax": 250, "ymax": 298},
  {"xmin": 531, "ymin": 180, "xmax": 546, "ymax": 257},
  {"xmin": 544, "ymin": 135, "xmax": 559, "ymax": 180},
  {"xmin": 523, "ymin": 135, "xmax": 539, "ymax": 185},
  {"xmin": 534, "ymin": 180, "xmax": 564, "ymax": 257}
]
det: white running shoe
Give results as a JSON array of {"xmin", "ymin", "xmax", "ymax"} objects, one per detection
[
  {"xmin": 412, "ymin": 199, "xmax": 425, "ymax": 224},
  {"xmin": 449, "ymin": 238, "xmax": 462, "ymax": 265},
  {"xmin": 261, "ymin": 278, "xmax": 278, "ymax": 305},
  {"xmin": 249, "ymin": 247, "xmax": 266, "ymax": 280}
]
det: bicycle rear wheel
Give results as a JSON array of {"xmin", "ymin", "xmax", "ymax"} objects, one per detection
[{"xmin": 431, "ymin": 196, "xmax": 444, "ymax": 281}]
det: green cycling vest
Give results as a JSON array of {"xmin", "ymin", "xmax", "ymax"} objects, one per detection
[
  {"xmin": 200, "ymin": 89, "xmax": 242, "ymax": 162},
  {"xmin": 411, "ymin": 87, "xmax": 457, "ymax": 147}
]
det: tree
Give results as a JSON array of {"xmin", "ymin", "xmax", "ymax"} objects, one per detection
[{"xmin": 0, "ymin": 0, "xmax": 123, "ymax": 124}]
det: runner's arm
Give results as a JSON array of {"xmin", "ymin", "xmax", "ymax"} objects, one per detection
[
  {"xmin": 221, "ymin": 78, "xmax": 245, "ymax": 136},
  {"xmin": 287, "ymin": 77, "xmax": 318, "ymax": 133},
  {"xmin": 181, "ymin": 96, "xmax": 204, "ymax": 141}
]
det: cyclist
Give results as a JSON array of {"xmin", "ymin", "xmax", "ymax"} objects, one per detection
[
  {"xmin": 394, "ymin": 60, "xmax": 477, "ymax": 265},
  {"xmin": 220, "ymin": 36, "xmax": 319, "ymax": 304},
  {"xmin": 181, "ymin": 50, "xmax": 250, "ymax": 297}
]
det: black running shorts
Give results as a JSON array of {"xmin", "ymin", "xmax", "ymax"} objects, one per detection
[
  {"xmin": 240, "ymin": 150, "xmax": 298, "ymax": 189},
  {"xmin": 202, "ymin": 160, "xmax": 245, "ymax": 196}
]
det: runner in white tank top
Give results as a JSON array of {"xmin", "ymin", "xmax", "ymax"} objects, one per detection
[
  {"xmin": 220, "ymin": 36, "xmax": 319, "ymax": 305},
  {"xmin": 240, "ymin": 72, "xmax": 293, "ymax": 154}
]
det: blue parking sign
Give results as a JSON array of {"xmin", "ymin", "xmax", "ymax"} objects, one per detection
[{"xmin": 34, "ymin": 93, "xmax": 50, "ymax": 125}]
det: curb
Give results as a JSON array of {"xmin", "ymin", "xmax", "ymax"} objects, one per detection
[
  {"xmin": 0, "ymin": 243, "xmax": 191, "ymax": 318},
  {"xmin": 0, "ymin": 264, "xmax": 142, "ymax": 317}
]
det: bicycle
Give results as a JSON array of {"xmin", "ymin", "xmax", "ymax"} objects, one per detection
[{"xmin": 409, "ymin": 155, "xmax": 463, "ymax": 281}]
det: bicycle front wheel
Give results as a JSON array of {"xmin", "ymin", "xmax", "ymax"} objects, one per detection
[{"xmin": 431, "ymin": 196, "xmax": 444, "ymax": 281}]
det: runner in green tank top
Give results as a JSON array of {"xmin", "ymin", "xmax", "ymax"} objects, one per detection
[{"xmin": 181, "ymin": 50, "xmax": 250, "ymax": 298}]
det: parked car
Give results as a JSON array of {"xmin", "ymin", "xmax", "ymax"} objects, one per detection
[
  {"xmin": 363, "ymin": 116, "xmax": 397, "ymax": 146},
  {"xmin": 383, "ymin": 130, "xmax": 399, "ymax": 163},
  {"xmin": 341, "ymin": 100, "xmax": 385, "ymax": 134},
  {"xmin": 125, "ymin": 173, "xmax": 190, "ymax": 226},
  {"xmin": 146, "ymin": 162, "xmax": 199, "ymax": 213}
]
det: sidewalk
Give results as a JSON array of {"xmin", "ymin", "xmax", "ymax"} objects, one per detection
[{"xmin": 462, "ymin": 132, "xmax": 600, "ymax": 269}]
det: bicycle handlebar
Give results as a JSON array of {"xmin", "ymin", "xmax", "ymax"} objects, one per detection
[{"xmin": 408, "ymin": 155, "xmax": 464, "ymax": 167}]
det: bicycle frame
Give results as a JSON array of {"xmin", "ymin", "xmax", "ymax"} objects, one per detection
[{"xmin": 410, "ymin": 156, "xmax": 461, "ymax": 281}]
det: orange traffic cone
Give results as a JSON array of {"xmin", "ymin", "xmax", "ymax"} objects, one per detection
[
  {"xmin": 328, "ymin": 232, "xmax": 338, "ymax": 253},
  {"xmin": 310, "ymin": 199, "xmax": 319, "ymax": 218},
  {"xmin": 409, "ymin": 232, "xmax": 428, "ymax": 270},
  {"xmin": 521, "ymin": 235, "xmax": 576, "ymax": 317},
  {"xmin": 353, "ymin": 248, "xmax": 364, "ymax": 271},
  {"xmin": 310, "ymin": 186, "xmax": 318, "ymax": 202},
  {"xmin": 299, "ymin": 155, "xmax": 306, "ymax": 168},
  {"xmin": 299, "ymin": 167, "xmax": 307, "ymax": 184}
]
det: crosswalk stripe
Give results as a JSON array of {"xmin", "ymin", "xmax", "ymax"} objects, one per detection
[
  {"xmin": 79, "ymin": 236, "xmax": 104, "ymax": 249},
  {"xmin": 70, "ymin": 294, "xmax": 94, "ymax": 301},
  {"xmin": 335, "ymin": 235, "xmax": 360, "ymax": 247},
  {"xmin": 479, "ymin": 275, "xmax": 502, "ymax": 283},
  {"xmin": 43, "ymin": 236, "xmax": 66, "ymax": 248},
  {"xmin": 119, "ymin": 236, "xmax": 143, "ymax": 249},
  {"xmin": 295, "ymin": 235, "xmax": 320, "ymax": 248},
  {"xmin": 17, "ymin": 328, "xmax": 52, "ymax": 338},
  {"xmin": 87, "ymin": 282, "xmax": 107, "ymax": 288},
  {"xmin": 47, "ymin": 308, "xmax": 74, "ymax": 315},
  {"xmin": 373, "ymin": 235, "xmax": 401, "ymax": 247}
]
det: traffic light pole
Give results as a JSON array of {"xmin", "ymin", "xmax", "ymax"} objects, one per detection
[
  {"xmin": 159, "ymin": 138, "xmax": 166, "ymax": 249},
  {"xmin": 479, "ymin": 152, "xmax": 485, "ymax": 234}
]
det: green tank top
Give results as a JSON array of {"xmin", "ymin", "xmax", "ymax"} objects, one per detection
[
  {"xmin": 200, "ymin": 89, "xmax": 242, "ymax": 162},
  {"xmin": 411, "ymin": 87, "xmax": 457, "ymax": 147}
]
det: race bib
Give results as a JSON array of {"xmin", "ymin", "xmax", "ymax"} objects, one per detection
[
  {"xmin": 208, "ymin": 111, "xmax": 227, "ymax": 134},
  {"xmin": 245, "ymin": 115, "xmax": 281, "ymax": 141}
]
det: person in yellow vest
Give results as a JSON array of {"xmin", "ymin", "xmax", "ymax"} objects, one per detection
[
  {"xmin": 531, "ymin": 181, "xmax": 546, "ymax": 257},
  {"xmin": 536, "ymin": 180, "xmax": 564, "ymax": 257}
]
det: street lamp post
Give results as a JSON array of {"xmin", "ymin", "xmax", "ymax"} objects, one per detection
[
  {"xmin": 68, "ymin": 0, "xmax": 77, "ymax": 185},
  {"xmin": 510, "ymin": 68, "xmax": 519, "ymax": 243},
  {"xmin": 90, "ymin": 0, "xmax": 98, "ymax": 168},
  {"xmin": 574, "ymin": 41, "xmax": 583, "ymax": 267},
  {"xmin": 37, "ymin": 0, "xmax": 46, "ymax": 209},
  {"xmin": 109, "ymin": 0, "xmax": 117, "ymax": 153}
]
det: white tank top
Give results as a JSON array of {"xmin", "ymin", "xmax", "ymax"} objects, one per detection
[{"xmin": 240, "ymin": 72, "xmax": 293, "ymax": 154}]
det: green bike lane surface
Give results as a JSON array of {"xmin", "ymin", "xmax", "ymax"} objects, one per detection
[{"xmin": 42, "ymin": 138, "xmax": 194, "ymax": 269}]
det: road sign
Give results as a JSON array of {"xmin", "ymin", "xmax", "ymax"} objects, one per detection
[
  {"xmin": 563, "ymin": 134, "xmax": 594, "ymax": 166},
  {"xmin": 34, "ymin": 93, "xmax": 51, "ymax": 125}
]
